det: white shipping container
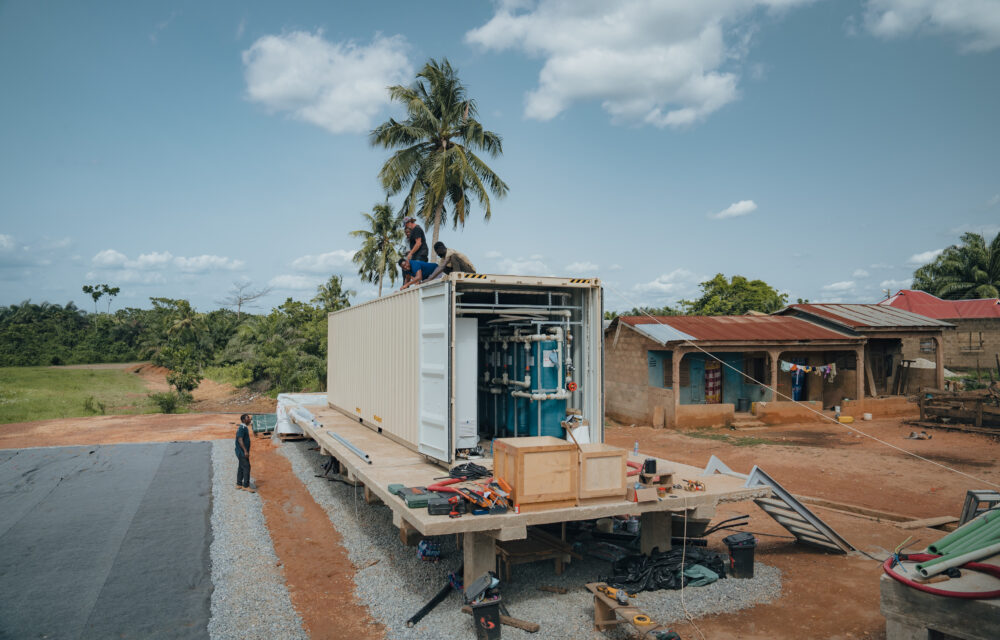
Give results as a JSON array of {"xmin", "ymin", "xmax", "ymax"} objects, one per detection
[{"xmin": 327, "ymin": 273, "xmax": 604, "ymax": 463}]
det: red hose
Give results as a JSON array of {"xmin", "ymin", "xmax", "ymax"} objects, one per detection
[
  {"xmin": 883, "ymin": 552, "xmax": 1000, "ymax": 599},
  {"xmin": 627, "ymin": 460, "xmax": 641, "ymax": 477}
]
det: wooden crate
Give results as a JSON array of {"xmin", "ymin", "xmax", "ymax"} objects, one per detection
[
  {"xmin": 493, "ymin": 436, "xmax": 578, "ymax": 512},
  {"xmin": 578, "ymin": 443, "xmax": 627, "ymax": 500}
]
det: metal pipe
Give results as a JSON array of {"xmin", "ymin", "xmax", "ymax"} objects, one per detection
[
  {"xmin": 289, "ymin": 407, "xmax": 372, "ymax": 465},
  {"xmin": 328, "ymin": 431, "xmax": 373, "ymax": 465}
]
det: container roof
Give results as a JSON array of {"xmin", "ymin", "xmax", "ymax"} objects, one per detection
[
  {"xmin": 880, "ymin": 289, "xmax": 1000, "ymax": 319},
  {"xmin": 782, "ymin": 303, "xmax": 953, "ymax": 329},
  {"xmin": 615, "ymin": 315, "xmax": 856, "ymax": 344}
]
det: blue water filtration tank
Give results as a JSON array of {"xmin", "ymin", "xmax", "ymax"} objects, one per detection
[
  {"xmin": 526, "ymin": 340, "xmax": 567, "ymax": 438},
  {"xmin": 503, "ymin": 343, "xmax": 530, "ymax": 436}
]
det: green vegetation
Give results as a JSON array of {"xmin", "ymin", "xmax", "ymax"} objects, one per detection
[
  {"xmin": 680, "ymin": 274, "xmax": 788, "ymax": 315},
  {"xmin": 0, "ymin": 275, "xmax": 354, "ymax": 397},
  {"xmin": 0, "ymin": 367, "xmax": 157, "ymax": 424},
  {"xmin": 371, "ymin": 58, "xmax": 508, "ymax": 247},
  {"xmin": 913, "ymin": 231, "xmax": 1000, "ymax": 299},
  {"xmin": 351, "ymin": 202, "xmax": 404, "ymax": 297}
]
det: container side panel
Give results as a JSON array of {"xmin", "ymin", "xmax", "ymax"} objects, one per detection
[
  {"xmin": 418, "ymin": 282, "xmax": 451, "ymax": 462},
  {"xmin": 327, "ymin": 290, "xmax": 421, "ymax": 448}
]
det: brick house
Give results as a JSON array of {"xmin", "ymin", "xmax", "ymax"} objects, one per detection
[
  {"xmin": 604, "ymin": 315, "xmax": 865, "ymax": 428},
  {"xmin": 879, "ymin": 289, "xmax": 1000, "ymax": 371},
  {"xmin": 776, "ymin": 303, "xmax": 953, "ymax": 395}
]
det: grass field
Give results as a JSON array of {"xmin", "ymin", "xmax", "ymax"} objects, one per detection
[{"xmin": 0, "ymin": 366, "xmax": 158, "ymax": 424}]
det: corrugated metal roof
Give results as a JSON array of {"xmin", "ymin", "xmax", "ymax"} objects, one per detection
[
  {"xmin": 881, "ymin": 289, "xmax": 1000, "ymax": 319},
  {"xmin": 786, "ymin": 303, "xmax": 954, "ymax": 329},
  {"xmin": 617, "ymin": 315, "xmax": 857, "ymax": 343}
]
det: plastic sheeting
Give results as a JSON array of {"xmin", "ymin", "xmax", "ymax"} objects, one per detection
[
  {"xmin": 601, "ymin": 547, "xmax": 727, "ymax": 592},
  {"xmin": 275, "ymin": 392, "xmax": 327, "ymax": 435}
]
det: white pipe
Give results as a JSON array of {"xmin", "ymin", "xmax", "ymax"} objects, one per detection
[
  {"xmin": 459, "ymin": 308, "xmax": 572, "ymax": 317},
  {"xmin": 511, "ymin": 389, "xmax": 572, "ymax": 401},
  {"xmin": 491, "ymin": 374, "xmax": 530, "ymax": 388},
  {"xmin": 917, "ymin": 541, "xmax": 1000, "ymax": 578}
]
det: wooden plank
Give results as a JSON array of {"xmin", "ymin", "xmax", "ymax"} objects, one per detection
[
  {"xmin": 463, "ymin": 531, "xmax": 498, "ymax": 589},
  {"xmin": 794, "ymin": 495, "xmax": 912, "ymax": 522},
  {"xmin": 897, "ymin": 515, "xmax": 958, "ymax": 530},
  {"xmin": 880, "ymin": 573, "xmax": 1000, "ymax": 640},
  {"xmin": 865, "ymin": 353, "xmax": 878, "ymax": 397}
]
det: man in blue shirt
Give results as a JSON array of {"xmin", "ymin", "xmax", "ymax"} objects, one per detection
[
  {"xmin": 398, "ymin": 257, "xmax": 438, "ymax": 290},
  {"xmin": 235, "ymin": 414, "xmax": 255, "ymax": 492}
]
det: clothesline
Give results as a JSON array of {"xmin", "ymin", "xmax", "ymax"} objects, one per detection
[{"xmin": 780, "ymin": 359, "xmax": 837, "ymax": 381}]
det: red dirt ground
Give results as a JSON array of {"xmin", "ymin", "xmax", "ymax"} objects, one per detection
[{"xmin": 4, "ymin": 364, "xmax": 998, "ymax": 639}]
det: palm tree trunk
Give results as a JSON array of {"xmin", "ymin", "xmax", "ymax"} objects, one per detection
[
  {"xmin": 431, "ymin": 200, "xmax": 444, "ymax": 254},
  {"xmin": 377, "ymin": 237, "xmax": 387, "ymax": 297}
]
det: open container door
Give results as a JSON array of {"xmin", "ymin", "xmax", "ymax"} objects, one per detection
[{"xmin": 418, "ymin": 281, "xmax": 452, "ymax": 462}]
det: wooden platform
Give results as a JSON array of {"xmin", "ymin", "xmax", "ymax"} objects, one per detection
[
  {"xmin": 880, "ymin": 569, "xmax": 1000, "ymax": 640},
  {"xmin": 290, "ymin": 405, "xmax": 770, "ymax": 585}
]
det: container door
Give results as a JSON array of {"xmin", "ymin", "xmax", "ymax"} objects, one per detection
[{"xmin": 418, "ymin": 281, "xmax": 452, "ymax": 462}]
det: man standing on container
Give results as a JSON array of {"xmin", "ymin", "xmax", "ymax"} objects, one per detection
[
  {"xmin": 398, "ymin": 257, "xmax": 438, "ymax": 290},
  {"xmin": 427, "ymin": 242, "xmax": 476, "ymax": 280},
  {"xmin": 235, "ymin": 414, "xmax": 255, "ymax": 492},
  {"xmin": 403, "ymin": 216, "xmax": 429, "ymax": 263}
]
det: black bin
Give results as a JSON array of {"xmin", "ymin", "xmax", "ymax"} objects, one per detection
[
  {"xmin": 723, "ymin": 532, "xmax": 757, "ymax": 579},
  {"xmin": 470, "ymin": 598, "xmax": 502, "ymax": 640}
]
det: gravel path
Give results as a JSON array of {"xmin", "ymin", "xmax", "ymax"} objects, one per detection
[
  {"xmin": 280, "ymin": 441, "xmax": 782, "ymax": 640},
  {"xmin": 208, "ymin": 440, "xmax": 307, "ymax": 640}
]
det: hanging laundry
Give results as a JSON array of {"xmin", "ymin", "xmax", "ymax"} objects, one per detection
[
  {"xmin": 779, "ymin": 360, "xmax": 837, "ymax": 382},
  {"xmin": 704, "ymin": 360, "xmax": 722, "ymax": 404}
]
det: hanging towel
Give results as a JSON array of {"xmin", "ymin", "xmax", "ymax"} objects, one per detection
[{"xmin": 704, "ymin": 360, "xmax": 722, "ymax": 404}]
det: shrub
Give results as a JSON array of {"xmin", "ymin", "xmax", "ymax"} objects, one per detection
[{"xmin": 148, "ymin": 391, "xmax": 183, "ymax": 414}]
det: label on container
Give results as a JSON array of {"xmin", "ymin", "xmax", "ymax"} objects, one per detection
[{"xmin": 543, "ymin": 350, "xmax": 559, "ymax": 367}]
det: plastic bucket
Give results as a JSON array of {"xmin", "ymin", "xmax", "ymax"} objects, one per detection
[
  {"xmin": 471, "ymin": 598, "xmax": 502, "ymax": 640},
  {"xmin": 723, "ymin": 532, "xmax": 757, "ymax": 579}
]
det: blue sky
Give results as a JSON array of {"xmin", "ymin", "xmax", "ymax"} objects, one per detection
[{"xmin": 1, "ymin": 0, "xmax": 998, "ymax": 313}]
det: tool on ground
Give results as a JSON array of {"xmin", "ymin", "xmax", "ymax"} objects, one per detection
[
  {"xmin": 906, "ymin": 430, "xmax": 932, "ymax": 440},
  {"xmin": 633, "ymin": 614, "xmax": 652, "ymax": 625},
  {"xmin": 460, "ymin": 605, "xmax": 540, "ymax": 633},
  {"xmin": 404, "ymin": 563, "xmax": 463, "ymax": 627},
  {"xmin": 416, "ymin": 539, "xmax": 441, "ymax": 562},
  {"xmin": 651, "ymin": 631, "xmax": 682, "ymax": 640}
]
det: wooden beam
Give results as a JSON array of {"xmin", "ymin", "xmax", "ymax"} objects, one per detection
[{"xmin": 897, "ymin": 516, "xmax": 958, "ymax": 530}]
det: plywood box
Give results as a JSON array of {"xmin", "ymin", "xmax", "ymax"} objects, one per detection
[
  {"xmin": 493, "ymin": 436, "xmax": 578, "ymax": 511},
  {"xmin": 627, "ymin": 486, "xmax": 659, "ymax": 503},
  {"xmin": 578, "ymin": 443, "xmax": 627, "ymax": 500}
]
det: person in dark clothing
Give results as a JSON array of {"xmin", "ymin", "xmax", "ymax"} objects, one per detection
[
  {"xmin": 428, "ymin": 242, "xmax": 476, "ymax": 279},
  {"xmin": 403, "ymin": 216, "xmax": 429, "ymax": 262},
  {"xmin": 235, "ymin": 414, "xmax": 255, "ymax": 492}
]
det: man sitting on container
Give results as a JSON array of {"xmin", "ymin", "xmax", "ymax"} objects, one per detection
[
  {"xmin": 398, "ymin": 257, "xmax": 438, "ymax": 290},
  {"xmin": 427, "ymin": 242, "xmax": 476, "ymax": 280}
]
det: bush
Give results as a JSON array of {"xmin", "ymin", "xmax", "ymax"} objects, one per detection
[
  {"xmin": 82, "ymin": 396, "xmax": 106, "ymax": 415},
  {"xmin": 148, "ymin": 391, "xmax": 184, "ymax": 414}
]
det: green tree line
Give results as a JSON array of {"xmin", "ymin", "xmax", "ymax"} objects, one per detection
[{"xmin": 0, "ymin": 276, "xmax": 353, "ymax": 397}]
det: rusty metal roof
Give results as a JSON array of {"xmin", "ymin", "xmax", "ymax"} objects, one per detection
[
  {"xmin": 782, "ymin": 303, "xmax": 954, "ymax": 329},
  {"xmin": 616, "ymin": 315, "xmax": 858, "ymax": 343},
  {"xmin": 881, "ymin": 289, "xmax": 1000, "ymax": 319}
]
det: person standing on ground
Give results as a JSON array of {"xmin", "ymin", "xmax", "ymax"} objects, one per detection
[
  {"xmin": 403, "ymin": 216, "xmax": 429, "ymax": 263},
  {"xmin": 427, "ymin": 242, "xmax": 476, "ymax": 280},
  {"xmin": 235, "ymin": 414, "xmax": 255, "ymax": 492}
]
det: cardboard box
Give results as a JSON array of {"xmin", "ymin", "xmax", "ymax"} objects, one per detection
[{"xmin": 626, "ymin": 486, "xmax": 659, "ymax": 503}]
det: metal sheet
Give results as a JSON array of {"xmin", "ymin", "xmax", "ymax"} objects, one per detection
[
  {"xmin": 621, "ymin": 315, "xmax": 856, "ymax": 342},
  {"xmin": 789, "ymin": 303, "xmax": 954, "ymax": 329},
  {"xmin": 418, "ymin": 281, "xmax": 451, "ymax": 462}
]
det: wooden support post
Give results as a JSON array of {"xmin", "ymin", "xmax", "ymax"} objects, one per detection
[
  {"xmin": 769, "ymin": 350, "xmax": 780, "ymax": 401},
  {"xmin": 639, "ymin": 511, "xmax": 672, "ymax": 555},
  {"xmin": 399, "ymin": 519, "xmax": 424, "ymax": 547},
  {"xmin": 463, "ymin": 531, "xmax": 497, "ymax": 588},
  {"xmin": 865, "ymin": 352, "xmax": 878, "ymax": 398},
  {"xmin": 671, "ymin": 349, "xmax": 682, "ymax": 426},
  {"xmin": 855, "ymin": 348, "xmax": 865, "ymax": 405},
  {"xmin": 934, "ymin": 335, "xmax": 945, "ymax": 391},
  {"xmin": 363, "ymin": 484, "xmax": 381, "ymax": 505}
]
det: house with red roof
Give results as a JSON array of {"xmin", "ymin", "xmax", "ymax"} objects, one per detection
[{"xmin": 879, "ymin": 289, "xmax": 1000, "ymax": 370}]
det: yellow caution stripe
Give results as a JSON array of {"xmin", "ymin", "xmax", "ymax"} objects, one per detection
[
  {"xmin": 569, "ymin": 278, "xmax": 593, "ymax": 283},
  {"xmin": 462, "ymin": 273, "xmax": 487, "ymax": 279}
]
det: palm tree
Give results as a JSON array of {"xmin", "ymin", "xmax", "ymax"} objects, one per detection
[
  {"xmin": 914, "ymin": 232, "xmax": 1000, "ymax": 299},
  {"xmin": 370, "ymin": 58, "xmax": 508, "ymax": 247},
  {"xmin": 350, "ymin": 203, "xmax": 404, "ymax": 297},
  {"xmin": 312, "ymin": 275, "xmax": 355, "ymax": 312}
]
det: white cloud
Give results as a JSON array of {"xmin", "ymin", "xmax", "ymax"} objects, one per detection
[
  {"xmin": 988, "ymin": 194, "xmax": 1000, "ymax": 207},
  {"xmin": 0, "ymin": 234, "xmax": 17, "ymax": 251},
  {"xmin": 863, "ymin": 0, "xmax": 1000, "ymax": 52},
  {"xmin": 291, "ymin": 249, "xmax": 356, "ymax": 273},
  {"xmin": 852, "ymin": 269, "xmax": 870, "ymax": 278},
  {"xmin": 565, "ymin": 261, "xmax": 599, "ymax": 273},
  {"xmin": 609, "ymin": 264, "xmax": 623, "ymax": 271},
  {"xmin": 135, "ymin": 251, "xmax": 174, "ymax": 269},
  {"xmin": 709, "ymin": 199, "xmax": 757, "ymax": 219},
  {"xmin": 268, "ymin": 274, "xmax": 324, "ymax": 290},
  {"xmin": 634, "ymin": 268, "xmax": 700, "ymax": 294},
  {"xmin": 484, "ymin": 250, "xmax": 503, "ymax": 259},
  {"xmin": 498, "ymin": 255, "xmax": 551, "ymax": 275},
  {"xmin": 243, "ymin": 31, "xmax": 412, "ymax": 134},
  {"xmin": 822, "ymin": 280, "xmax": 855, "ymax": 292},
  {"xmin": 86, "ymin": 269, "xmax": 165, "ymax": 285},
  {"xmin": 908, "ymin": 248, "xmax": 943, "ymax": 265},
  {"xmin": 174, "ymin": 254, "xmax": 244, "ymax": 272},
  {"xmin": 466, "ymin": 1, "xmax": 813, "ymax": 128},
  {"xmin": 880, "ymin": 278, "xmax": 912, "ymax": 290},
  {"xmin": 236, "ymin": 17, "xmax": 247, "ymax": 40},
  {"xmin": 92, "ymin": 249, "xmax": 129, "ymax": 267}
]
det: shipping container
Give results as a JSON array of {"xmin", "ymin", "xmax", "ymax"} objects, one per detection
[{"xmin": 327, "ymin": 273, "xmax": 604, "ymax": 464}]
